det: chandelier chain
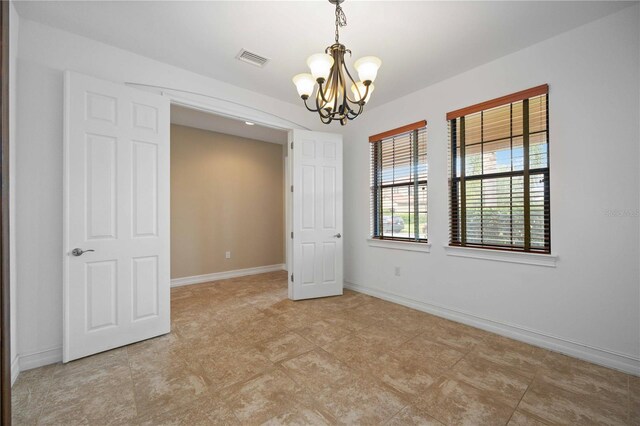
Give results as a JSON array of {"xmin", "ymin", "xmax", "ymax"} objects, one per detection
[{"xmin": 334, "ymin": 3, "xmax": 347, "ymax": 43}]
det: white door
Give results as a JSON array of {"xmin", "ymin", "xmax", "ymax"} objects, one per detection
[
  {"xmin": 63, "ymin": 71, "xmax": 170, "ymax": 362},
  {"xmin": 289, "ymin": 129, "xmax": 343, "ymax": 300}
]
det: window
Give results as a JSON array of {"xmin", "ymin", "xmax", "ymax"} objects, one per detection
[
  {"xmin": 448, "ymin": 85, "xmax": 550, "ymax": 253},
  {"xmin": 370, "ymin": 121, "xmax": 428, "ymax": 242}
]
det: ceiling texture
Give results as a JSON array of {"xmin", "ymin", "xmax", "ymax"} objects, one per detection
[{"xmin": 15, "ymin": 1, "xmax": 634, "ymax": 109}]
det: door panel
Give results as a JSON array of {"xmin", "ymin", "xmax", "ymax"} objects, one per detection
[
  {"xmin": 289, "ymin": 130, "xmax": 343, "ymax": 300},
  {"xmin": 132, "ymin": 141, "xmax": 158, "ymax": 238},
  {"xmin": 85, "ymin": 260, "xmax": 118, "ymax": 331},
  {"xmin": 64, "ymin": 71, "xmax": 170, "ymax": 362},
  {"xmin": 86, "ymin": 134, "xmax": 117, "ymax": 240},
  {"xmin": 132, "ymin": 256, "xmax": 159, "ymax": 321}
]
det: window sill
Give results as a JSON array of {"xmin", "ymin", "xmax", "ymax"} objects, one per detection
[
  {"xmin": 367, "ymin": 238, "xmax": 431, "ymax": 253},
  {"xmin": 444, "ymin": 245, "xmax": 558, "ymax": 267}
]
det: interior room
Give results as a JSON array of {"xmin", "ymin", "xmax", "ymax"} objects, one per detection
[
  {"xmin": 169, "ymin": 106, "xmax": 288, "ymax": 286},
  {"xmin": 2, "ymin": 1, "xmax": 639, "ymax": 425}
]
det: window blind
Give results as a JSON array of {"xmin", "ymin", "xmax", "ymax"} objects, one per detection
[
  {"xmin": 448, "ymin": 86, "xmax": 550, "ymax": 253},
  {"xmin": 370, "ymin": 121, "xmax": 428, "ymax": 242}
]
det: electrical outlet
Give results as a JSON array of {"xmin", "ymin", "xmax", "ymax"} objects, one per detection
[
  {"xmin": 394, "ymin": 266, "xmax": 401, "ymax": 276},
  {"xmin": 225, "ymin": 251, "xmax": 231, "ymax": 259}
]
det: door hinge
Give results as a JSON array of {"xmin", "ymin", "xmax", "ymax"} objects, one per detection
[
  {"xmin": 290, "ymin": 141, "xmax": 293, "ymax": 149},
  {"xmin": 290, "ymin": 231, "xmax": 294, "ymax": 239},
  {"xmin": 290, "ymin": 185, "xmax": 293, "ymax": 192},
  {"xmin": 290, "ymin": 273, "xmax": 294, "ymax": 282}
]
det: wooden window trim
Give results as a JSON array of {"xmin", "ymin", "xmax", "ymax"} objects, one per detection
[
  {"xmin": 369, "ymin": 120, "xmax": 427, "ymax": 143},
  {"xmin": 446, "ymin": 84, "xmax": 548, "ymax": 120}
]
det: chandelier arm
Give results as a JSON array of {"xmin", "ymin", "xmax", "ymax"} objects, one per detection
[
  {"xmin": 347, "ymin": 104, "xmax": 363, "ymax": 119},
  {"xmin": 343, "ymin": 63, "xmax": 367, "ymax": 104},
  {"xmin": 315, "ymin": 93, "xmax": 332, "ymax": 119},
  {"xmin": 318, "ymin": 52, "xmax": 338, "ymax": 107},
  {"xmin": 303, "ymin": 98, "xmax": 320, "ymax": 113},
  {"xmin": 316, "ymin": 80, "xmax": 331, "ymax": 105}
]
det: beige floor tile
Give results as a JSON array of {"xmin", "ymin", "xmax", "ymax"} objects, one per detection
[
  {"xmin": 261, "ymin": 406, "xmax": 334, "ymax": 426},
  {"xmin": 197, "ymin": 345, "xmax": 275, "ymax": 390},
  {"xmin": 413, "ymin": 377, "xmax": 515, "ymax": 426},
  {"xmin": 376, "ymin": 305, "xmax": 436, "ymax": 334},
  {"xmin": 314, "ymin": 374, "xmax": 406, "ymax": 425},
  {"xmin": 341, "ymin": 302, "xmax": 385, "ymax": 327},
  {"xmin": 420, "ymin": 322, "xmax": 486, "ymax": 353},
  {"xmin": 217, "ymin": 305, "xmax": 269, "ymax": 332},
  {"xmin": 387, "ymin": 405, "xmax": 444, "ymax": 425},
  {"xmin": 472, "ymin": 334, "xmax": 548, "ymax": 379},
  {"xmin": 129, "ymin": 353, "xmax": 210, "ymax": 418},
  {"xmin": 537, "ymin": 351, "xmax": 629, "ymax": 405},
  {"xmin": 234, "ymin": 315, "xmax": 291, "ymax": 344},
  {"xmin": 280, "ymin": 349, "xmax": 353, "ymax": 394},
  {"xmin": 137, "ymin": 391, "xmax": 239, "ymax": 425},
  {"xmin": 52, "ymin": 347, "xmax": 129, "ymax": 379},
  {"xmin": 448, "ymin": 355, "xmax": 531, "ymax": 408},
  {"xmin": 224, "ymin": 368, "xmax": 319, "ymax": 424},
  {"xmin": 507, "ymin": 409, "xmax": 550, "ymax": 425},
  {"xmin": 321, "ymin": 312, "xmax": 372, "ymax": 332},
  {"xmin": 357, "ymin": 322, "xmax": 420, "ymax": 349},
  {"xmin": 126, "ymin": 331, "xmax": 184, "ymax": 358},
  {"xmin": 260, "ymin": 298, "xmax": 307, "ymax": 317},
  {"xmin": 275, "ymin": 308, "xmax": 321, "ymax": 330},
  {"xmin": 322, "ymin": 334, "xmax": 389, "ymax": 371},
  {"xmin": 13, "ymin": 271, "xmax": 635, "ymax": 425},
  {"xmin": 11, "ymin": 365, "xmax": 55, "ymax": 425},
  {"xmin": 174, "ymin": 315, "xmax": 229, "ymax": 342},
  {"xmin": 518, "ymin": 376, "xmax": 628, "ymax": 425},
  {"xmin": 39, "ymin": 362, "xmax": 137, "ymax": 425},
  {"xmin": 293, "ymin": 319, "xmax": 352, "ymax": 346},
  {"xmin": 630, "ymin": 376, "xmax": 640, "ymax": 424},
  {"xmin": 366, "ymin": 350, "xmax": 442, "ymax": 400},
  {"xmin": 399, "ymin": 334, "xmax": 466, "ymax": 371},
  {"xmin": 255, "ymin": 331, "xmax": 316, "ymax": 363}
]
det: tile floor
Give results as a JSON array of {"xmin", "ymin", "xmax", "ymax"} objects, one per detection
[{"xmin": 12, "ymin": 271, "xmax": 639, "ymax": 425}]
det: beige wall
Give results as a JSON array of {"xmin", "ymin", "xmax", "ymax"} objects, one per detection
[{"xmin": 171, "ymin": 124, "xmax": 285, "ymax": 279}]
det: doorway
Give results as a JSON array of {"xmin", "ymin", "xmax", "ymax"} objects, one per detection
[
  {"xmin": 61, "ymin": 72, "xmax": 344, "ymax": 363},
  {"xmin": 169, "ymin": 105, "xmax": 290, "ymax": 285}
]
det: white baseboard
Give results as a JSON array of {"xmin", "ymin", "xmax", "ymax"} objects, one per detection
[
  {"xmin": 171, "ymin": 264, "xmax": 286, "ymax": 288},
  {"xmin": 345, "ymin": 281, "xmax": 640, "ymax": 376},
  {"xmin": 18, "ymin": 347, "xmax": 63, "ymax": 372},
  {"xmin": 11, "ymin": 356, "xmax": 20, "ymax": 385}
]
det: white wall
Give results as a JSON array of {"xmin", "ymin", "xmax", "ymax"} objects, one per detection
[
  {"xmin": 14, "ymin": 18, "xmax": 322, "ymax": 370},
  {"xmin": 342, "ymin": 6, "xmax": 640, "ymax": 374},
  {"xmin": 9, "ymin": 1, "xmax": 19, "ymax": 384}
]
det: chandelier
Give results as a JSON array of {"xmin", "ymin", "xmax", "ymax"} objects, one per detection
[{"xmin": 292, "ymin": 0, "xmax": 381, "ymax": 125}]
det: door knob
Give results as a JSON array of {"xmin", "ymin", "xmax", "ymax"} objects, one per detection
[
  {"xmin": 333, "ymin": 233, "xmax": 342, "ymax": 238},
  {"xmin": 71, "ymin": 248, "xmax": 95, "ymax": 256}
]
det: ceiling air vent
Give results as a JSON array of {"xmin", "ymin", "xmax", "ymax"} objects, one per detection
[{"xmin": 236, "ymin": 49, "xmax": 270, "ymax": 68}]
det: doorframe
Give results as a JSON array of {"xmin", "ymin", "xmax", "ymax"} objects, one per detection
[
  {"xmin": 159, "ymin": 89, "xmax": 303, "ymax": 276},
  {"xmin": 1, "ymin": 0, "xmax": 11, "ymax": 422}
]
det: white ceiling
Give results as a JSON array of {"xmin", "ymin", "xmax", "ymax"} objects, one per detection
[
  {"xmin": 14, "ymin": 1, "xmax": 634, "ymax": 108},
  {"xmin": 171, "ymin": 105, "xmax": 288, "ymax": 144}
]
